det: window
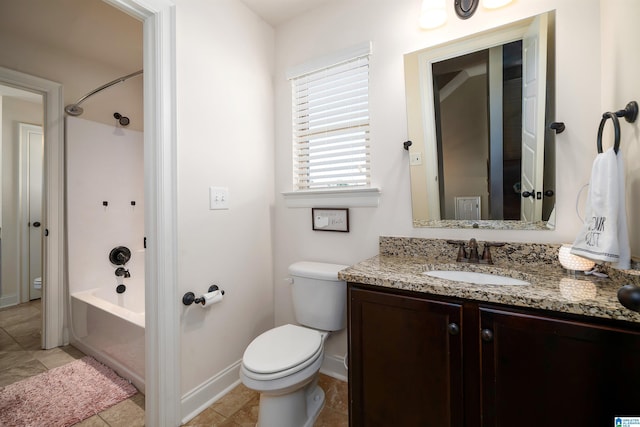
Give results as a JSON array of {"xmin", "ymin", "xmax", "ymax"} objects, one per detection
[{"xmin": 289, "ymin": 43, "xmax": 371, "ymax": 191}]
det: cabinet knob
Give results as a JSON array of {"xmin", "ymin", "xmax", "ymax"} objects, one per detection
[
  {"xmin": 448, "ymin": 323, "xmax": 460, "ymax": 335},
  {"xmin": 481, "ymin": 329, "xmax": 494, "ymax": 342}
]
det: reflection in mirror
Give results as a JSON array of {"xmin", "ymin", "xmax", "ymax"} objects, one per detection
[{"xmin": 405, "ymin": 11, "xmax": 555, "ymax": 229}]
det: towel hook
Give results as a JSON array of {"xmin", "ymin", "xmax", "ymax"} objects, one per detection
[
  {"xmin": 549, "ymin": 122, "xmax": 565, "ymax": 134},
  {"xmin": 597, "ymin": 112, "xmax": 621, "ymax": 154}
]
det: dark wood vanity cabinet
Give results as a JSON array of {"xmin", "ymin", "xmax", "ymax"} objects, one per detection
[
  {"xmin": 348, "ymin": 286, "xmax": 464, "ymax": 427},
  {"xmin": 480, "ymin": 307, "xmax": 640, "ymax": 427},
  {"xmin": 348, "ymin": 283, "xmax": 640, "ymax": 427}
]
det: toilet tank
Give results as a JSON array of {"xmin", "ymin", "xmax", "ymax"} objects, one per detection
[{"xmin": 289, "ymin": 261, "xmax": 349, "ymax": 331}]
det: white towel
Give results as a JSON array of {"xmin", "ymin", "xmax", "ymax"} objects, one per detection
[{"xmin": 571, "ymin": 147, "xmax": 630, "ymax": 269}]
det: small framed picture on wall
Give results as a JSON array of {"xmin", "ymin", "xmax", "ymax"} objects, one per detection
[{"xmin": 312, "ymin": 208, "xmax": 349, "ymax": 232}]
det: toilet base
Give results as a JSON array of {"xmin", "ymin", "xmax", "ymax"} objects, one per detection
[{"xmin": 256, "ymin": 377, "xmax": 325, "ymax": 427}]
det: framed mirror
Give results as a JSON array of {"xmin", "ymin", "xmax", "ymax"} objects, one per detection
[{"xmin": 404, "ymin": 11, "xmax": 556, "ymax": 229}]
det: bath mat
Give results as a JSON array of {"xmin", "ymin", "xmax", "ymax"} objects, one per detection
[{"xmin": 0, "ymin": 356, "xmax": 137, "ymax": 427}]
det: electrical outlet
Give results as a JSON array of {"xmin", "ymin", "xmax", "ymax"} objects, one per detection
[
  {"xmin": 209, "ymin": 187, "xmax": 229, "ymax": 210},
  {"xmin": 410, "ymin": 152, "xmax": 422, "ymax": 166}
]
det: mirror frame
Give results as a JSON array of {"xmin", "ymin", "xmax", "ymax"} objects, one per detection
[{"xmin": 405, "ymin": 12, "xmax": 555, "ymax": 230}]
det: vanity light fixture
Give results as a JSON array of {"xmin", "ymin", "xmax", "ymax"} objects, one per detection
[
  {"xmin": 422, "ymin": 0, "xmax": 513, "ymax": 29},
  {"xmin": 454, "ymin": 0, "xmax": 478, "ymax": 19},
  {"xmin": 419, "ymin": 0, "xmax": 447, "ymax": 29},
  {"xmin": 483, "ymin": 0, "xmax": 513, "ymax": 9}
]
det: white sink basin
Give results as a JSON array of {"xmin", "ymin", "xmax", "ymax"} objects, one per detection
[{"xmin": 423, "ymin": 270, "xmax": 530, "ymax": 286}]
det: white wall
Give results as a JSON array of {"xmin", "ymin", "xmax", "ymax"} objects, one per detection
[
  {"xmin": 175, "ymin": 0, "xmax": 275, "ymax": 401},
  {"xmin": 0, "ymin": 97, "xmax": 42, "ymax": 306},
  {"xmin": 274, "ymin": 0, "xmax": 604, "ymax": 370},
  {"xmin": 441, "ymin": 76, "xmax": 489, "ymax": 220},
  {"xmin": 601, "ymin": 0, "xmax": 640, "ymax": 257},
  {"xmin": 66, "ymin": 117, "xmax": 144, "ymax": 294}
]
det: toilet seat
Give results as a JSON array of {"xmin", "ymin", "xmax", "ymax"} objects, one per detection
[{"xmin": 242, "ymin": 324, "xmax": 323, "ymax": 381}]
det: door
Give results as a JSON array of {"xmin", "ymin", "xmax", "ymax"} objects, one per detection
[
  {"xmin": 480, "ymin": 307, "xmax": 640, "ymax": 426},
  {"xmin": 520, "ymin": 13, "xmax": 548, "ymax": 222},
  {"xmin": 455, "ymin": 196, "xmax": 480, "ymax": 220},
  {"xmin": 349, "ymin": 285, "xmax": 463, "ymax": 427},
  {"xmin": 20, "ymin": 123, "xmax": 43, "ymax": 301}
]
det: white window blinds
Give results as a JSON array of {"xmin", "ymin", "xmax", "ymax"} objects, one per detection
[{"xmin": 290, "ymin": 45, "xmax": 371, "ymax": 190}]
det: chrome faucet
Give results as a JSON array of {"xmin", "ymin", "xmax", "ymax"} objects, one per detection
[
  {"xmin": 115, "ymin": 267, "xmax": 131, "ymax": 278},
  {"xmin": 447, "ymin": 238, "xmax": 505, "ymax": 265}
]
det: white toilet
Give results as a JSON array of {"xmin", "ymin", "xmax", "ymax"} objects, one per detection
[{"xmin": 240, "ymin": 261, "xmax": 348, "ymax": 427}]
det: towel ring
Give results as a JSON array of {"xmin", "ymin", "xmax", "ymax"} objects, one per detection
[{"xmin": 597, "ymin": 111, "xmax": 620, "ymax": 154}]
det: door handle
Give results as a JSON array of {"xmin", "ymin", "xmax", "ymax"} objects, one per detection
[{"xmin": 32, "ymin": 221, "xmax": 41, "ymax": 228}]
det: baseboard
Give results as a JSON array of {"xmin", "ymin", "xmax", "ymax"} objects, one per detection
[
  {"xmin": 0, "ymin": 294, "xmax": 18, "ymax": 309},
  {"xmin": 320, "ymin": 353, "xmax": 348, "ymax": 382},
  {"xmin": 181, "ymin": 354, "xmax": 346, "ymax": 423},
  {"xmin": 181, "ymin": 359, "xmax": 242, "ymax": 424}
]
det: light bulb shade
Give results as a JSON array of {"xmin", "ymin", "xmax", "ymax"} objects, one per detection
[
  {"xmin": 483, "ymin": 0, "xmax": 513, "ymax": 9},
  {"xmin": 420, "ymin": 0, "xmax": 447, "ymax": 29},
  {"xmin": 558, "ymin": 244, "xmax": 596, "ymax": 272}
]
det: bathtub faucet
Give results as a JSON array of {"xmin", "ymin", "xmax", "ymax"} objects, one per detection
[{"xmin": 115, "ymin": 267, "xmax": 131, "ymax": 278}]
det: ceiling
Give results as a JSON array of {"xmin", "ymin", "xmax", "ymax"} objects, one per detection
[
  {"xmin": 0, "ymin": 0, "xmax": 333, "ymax": 78},
  {"xmin": 0, "ymin": 0, "xmax": 142, "ymax": 105},
  {"xmin": 0, "ymin": 0, "xmax": 330, "ymax": 102},
  {"xmin": 0, "ymin": 0, "xmax": 143, "ymax": 73},
  {"xmin": 239, "ymin": 0, "xmax": 334, "ymax": 26}
]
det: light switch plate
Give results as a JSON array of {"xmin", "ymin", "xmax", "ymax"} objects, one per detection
[{"xmin": 209, "ymin": 187, "xmax": 229, "ymax": 210}]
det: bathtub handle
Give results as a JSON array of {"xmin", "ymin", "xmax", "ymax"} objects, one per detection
[{"xmin": 109, "ymin": 246, "xmax": 131, "ymax": 265}]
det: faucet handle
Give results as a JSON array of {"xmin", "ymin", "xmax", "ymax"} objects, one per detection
[
  {"xmin": 446, "ymin": 240, "xmax": 467, "ymax": 262},
  {"xmin": 467, "ymin": 238, "xmax": 479, "ymax": 262},
  {"xmin": 480, "ymin": 242, "xmax": 505, "ymax": 264},
  {"xmin": 446, "ymin": 239, "xmax": 466, "ymax": 245}
]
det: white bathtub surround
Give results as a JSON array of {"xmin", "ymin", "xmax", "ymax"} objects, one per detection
[
  {"xmin": 71, "ymin": 288, "xmax": 145, "ymax": 392},
  {"xmin": 66, "ymin": 116, "xmax": 145, "ymax": 390}
]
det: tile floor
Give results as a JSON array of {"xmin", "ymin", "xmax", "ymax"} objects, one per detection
[
  {"xmin": 183, "ymin": 374, "xmax": 348, "ymax": 427},
  {"xmin": 1, "ymin": 300, "xmax": 348, "ymax": 426}
]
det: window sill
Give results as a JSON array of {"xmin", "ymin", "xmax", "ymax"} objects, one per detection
[{"xmin": 282, "ymin": 187, "xmax": 381, "ymax": 208}]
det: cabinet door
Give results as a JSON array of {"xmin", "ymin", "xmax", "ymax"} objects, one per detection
[
  {"xmin": 480, "ymin": 307, "xmax": 640, "ymax": 427},
  {"xmin": 349, "ymin": 286, "xmax": 463, "ymax": 427}
]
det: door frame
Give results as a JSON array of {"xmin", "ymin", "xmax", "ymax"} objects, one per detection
[
  {"xmin": 1, "ymin": 0, "xmax": 179, "ymax": 423},
  {"xmin": 104, "ymin": 0, "xmax": 179, "ymax": 425},
  {"xmin": 0, "ymin": 66, "xmax": 65, "ymax": 351}
]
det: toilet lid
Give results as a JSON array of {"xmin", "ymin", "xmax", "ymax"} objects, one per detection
[{"xmin": 243, "ymin": 324, "xmax": 322, "ymax": 374}]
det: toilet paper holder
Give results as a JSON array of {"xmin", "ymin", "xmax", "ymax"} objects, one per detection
[{"xmin": 183, "ymin": 284, "xmax": 225, "ymax": 306}]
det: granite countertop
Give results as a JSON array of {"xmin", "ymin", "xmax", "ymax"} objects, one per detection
[{"xmin": 339, "ymin": 253, "xmax": 640, "ymax": 324}]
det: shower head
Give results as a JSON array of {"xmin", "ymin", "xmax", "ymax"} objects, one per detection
[
  {"xmin": 64, "ymin": 104, "xmax": 84, "ymax": 116},
  {"xmin": 114, "ymin": 112, "xmax": 130, "ymax": 126}
]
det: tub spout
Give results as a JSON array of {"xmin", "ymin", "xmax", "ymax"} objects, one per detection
[{"xmin": 115, "ymin": 267, "xmax": 131, "ymax": 278}]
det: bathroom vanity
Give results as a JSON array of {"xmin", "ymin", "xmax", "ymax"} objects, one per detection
[{"xmin": 341, "ymin": 237, "xmax": 640, "ymax": 427}]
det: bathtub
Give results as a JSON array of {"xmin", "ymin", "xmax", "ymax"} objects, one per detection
[{"xmin": 70, "ymin": 281, "xmax": 145, "ymax": 392}]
